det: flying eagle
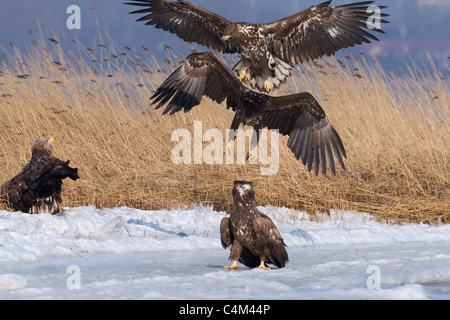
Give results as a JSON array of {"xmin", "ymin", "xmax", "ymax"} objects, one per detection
[
  {"xmin": 126, "ymin": 0, "xmax": 389, "ymax": 92},
  {"xmin": 220, "ymin": 180, "xmax": 288, "ymax": 270},
  {"xmin": 0, "ymin": 137, "xmax": 79, "ymax": 215},
  {"xmin": 151, "ymin": 52, "xmax": 346, "ymax": 176}
]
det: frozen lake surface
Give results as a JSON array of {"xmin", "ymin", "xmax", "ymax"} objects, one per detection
[{"xmin": 1, "ymin": 205, "xmax": 449, "ymax": 299}]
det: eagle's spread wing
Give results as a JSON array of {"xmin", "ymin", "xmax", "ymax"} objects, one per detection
[
  {"xmin": 253, "ymin": 213, "xmax": 288, "ymax": 269},
  {"xmin": 151, "ymin": 52, "xmax": 243, "ymax": 114},
  {"xmin": 262, "ymin": 1, "xmax": 389, "ymax": 65},
  {"xmin": 261, "ymin": 92, "xmax": 346, "ymax": 176},
  {"xmin": 126, "ymin": 0, "xmax": 237, "ymax": 54}
]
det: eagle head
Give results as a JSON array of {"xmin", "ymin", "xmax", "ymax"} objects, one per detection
[
  {"xmin": 232, "ymin": 180, "xmax": 255, "ymax": 206},
  {"xmin": 31, "ymin": 137, "xmax": 56, "ymax": 159}
]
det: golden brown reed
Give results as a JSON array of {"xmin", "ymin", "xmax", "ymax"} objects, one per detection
[{"xmin": 0, "ymin": 36, "xmax": 448, "ymax": 223}]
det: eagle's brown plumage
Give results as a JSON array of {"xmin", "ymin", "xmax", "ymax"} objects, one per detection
[
  {"xmin": 151, "ymin": 52, "xmax": 346, "ymax": 176},
  {"xmin": 220, "ymin": 180, "xmax": 288, "ymax": 269},
  {"xmin": 0, "ymin": 138, "xmax": 79, "ymax": 215},
  {"xmin": 126, "ymin": 0, "xmax": 389, "ymax": 92}
]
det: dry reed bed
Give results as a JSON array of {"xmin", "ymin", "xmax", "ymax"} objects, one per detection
[{"xmin": 0, "ymin": 36, "xmax": 448, "ymax": 223}]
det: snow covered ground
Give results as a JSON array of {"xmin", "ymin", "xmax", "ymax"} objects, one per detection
[{"xmin": 0, "ymin": 205, "xmax": 449, "ymax": 299}]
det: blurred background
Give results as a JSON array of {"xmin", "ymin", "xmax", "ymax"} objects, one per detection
[{"xmin": 0, "ymin": 0, "xmax": 449, "ymax": 74}]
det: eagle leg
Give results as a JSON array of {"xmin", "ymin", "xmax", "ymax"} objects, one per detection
[
  {"xmin": 245, "ymin": 149, "xmax": 257, "ymax": 161},
  {"xmin": 245, "ymin": 125, "xmax": 260, "ymax": 162},
  {"xmin": 263, "ymin": 77, "xmax": 271, "ymax": 93},
  {"xmin": 223, "ymin": 141, "xmax": 233, "ymax": 155},
  {"xmin": 224, "ymin": 114, "xmax": 241, "ymax": 155},
  {"xmin": 225, "ymin": 239, "xmax": 243, "ymax": 270},
  {"xmin": 238, "ymin": 67, "xmax": 249, "ymax": 82},
  {"xmin": 257, "ymin": 261, "xmax": 271, "ymax": 270},
  {"xmin": 224, "ymin": 260, "xmax": 239, "ymax": 270}
]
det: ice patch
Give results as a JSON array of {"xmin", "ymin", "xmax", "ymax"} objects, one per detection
[
  {"xmin": 0, "ymin": 274, "xmax": 28, "ymax": 290},
  {"xmin": 1, "ymin": 205, "xmax": 449, "ymax": 271},
  {"xmin": 0, "ymin": 205, "xmax": 449, "ymax": 299}
]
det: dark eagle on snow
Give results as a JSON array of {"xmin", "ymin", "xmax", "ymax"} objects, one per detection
[
  {"xmin": 151, "ymin": 52, "xmax": 346, "ymax": 176},
  {"xmin": 0, "ymin": 137, "xmax": 79, "ymax": 215},
  {"xmin": 126, "ymin": 0, "xmax": 389, "ymax": 92},
  {"xmin": 220, "ymin": 180, "xmax": 288, "ymax": 270}
]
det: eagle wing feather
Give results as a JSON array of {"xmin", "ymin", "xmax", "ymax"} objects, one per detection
[
  {"xmin": 262, "ymin": 1, "xmax": 390, "ymax": 64},
  {"xmin": 220, "ymin": 217, "xmax": 233, "ymax": 249},
  {"xmin": 126, "ymin": 0, "xmax": 238, "ymax": 53},
  {"xmin": 252, "ymin": 213, "xmax": 288, "ymax": 268},
  {"xmin": 151, "ymin": 52, "xmax": 244, "ymax": 114},
  {"xmin": 1, "ymin": 156, "xmax": 79, "ymax": 214},
  {"xmin": 261, "ymin": 92, "xmax": 346, "ymax": 176}
]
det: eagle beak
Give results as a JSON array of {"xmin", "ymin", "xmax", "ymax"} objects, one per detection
[
  {"xmin": 221, "ymin": 35, "xmax": 231, "ymax": 41},
  {"xmin": 48, "ymin": 137, "xmax": 56, "ymax": 144}
]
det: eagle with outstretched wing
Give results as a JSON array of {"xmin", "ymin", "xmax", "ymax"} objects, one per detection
[
  {"xmin": 126, "ymin": 0, "xmax": 389, "ymax": 92},
  {"xmin": 0, "ymin": 138, "xmax": 79, "ymax": 215},
  {"xmin": 221, "ymin": 180, "xmax": 288, "ymax": 270},
  {"xmin": 151, "ymin": 52, "xmax": 346, "ymax": 176}
]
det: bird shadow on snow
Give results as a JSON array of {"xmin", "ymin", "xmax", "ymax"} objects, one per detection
[
  {"xmin": 289, "ymin": 228, "xmax": 315, "ymax": 243},
  {"xmin": 205, "ymin": 264, "xmax": 268, "ymax": 271},
  {"xmin": 126, "ymin": 218, "xmax": 188, "ymax": 237}
]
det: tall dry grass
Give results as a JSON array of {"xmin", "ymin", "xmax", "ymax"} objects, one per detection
[{"xmin": 0, "ymin": 34, "xmax": 448, "ymax": 223}]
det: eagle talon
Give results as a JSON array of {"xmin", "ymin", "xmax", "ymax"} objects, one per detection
[
  {"xmin": 223, "ymin": 141, "xmax": 233, "ymax": 154},
  {"xmin": 245, "ymin": 149, "xmax": 257, "ymax": 161},
  {"xmin": 239, "ymin": 68, "xmax": 249, "ymax": 82},
  {"xmin": 263, "ymin": 78, "xmax": 271, "ymax": 92},
  {"xmin": 224, "ymin": 260, "xmax": 239, "ymax": 270},
  {"xmin": 258, "ymin": 261, "xmax": 271, "ymax": 270}
]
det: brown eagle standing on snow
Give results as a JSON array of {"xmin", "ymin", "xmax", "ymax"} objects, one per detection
[
  {"xmin": 0, "ymin": 137, "xmax": 79, "ymax": 215},
  {"xmin": 151, "ymin": 52, "xmax": 346, "ymax": 176},
  {"xmin": 126, "ymin": 0, "xmax": 389, "ymax": 92},
  {"xmin": 220, "ymin": 180, "xmax": 288, "ymax": 270}
]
